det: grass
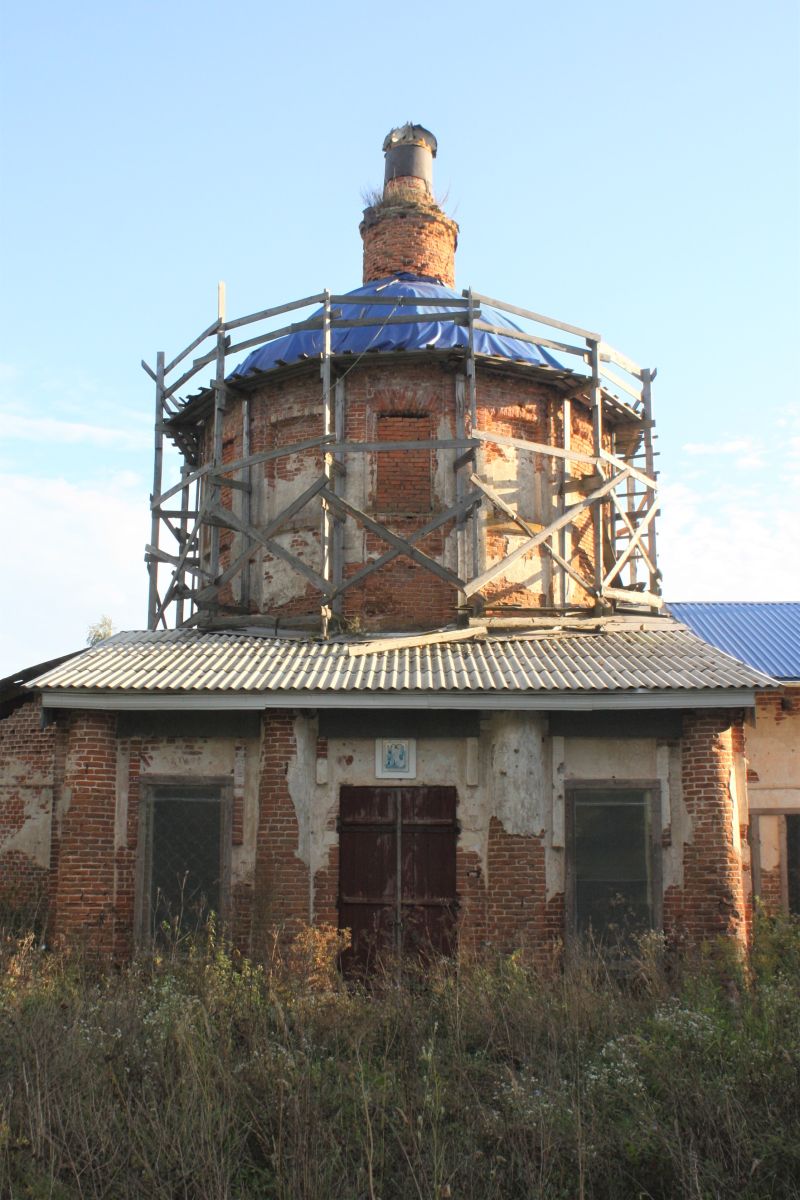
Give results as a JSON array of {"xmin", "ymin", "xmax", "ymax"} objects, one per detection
[{"xmin": 1, "ymin": 917, "xmax": 799, "ymax": 1198}]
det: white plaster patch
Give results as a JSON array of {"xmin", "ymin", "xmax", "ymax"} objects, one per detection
[
  {"xmin": 564, "ymin": 737, "xmax": 657, "ymax": 780},
  {"xmin": 286, "ymin": 715, "xmax": 316, "ymax": 872},
  {"xmin": 0, "ymin": 787, "xmax": 53, "ymax": 866},
  {"xmin": 488, "ymin": 712, "xmax": 547, "ymax": 836},
  {"xmin": 758, "ymin": 815, "xmax": 782, "ymax": 872},
  {"xmin": 262, "ymin": 530, "xmax": 321, "ymax": 608},
  {"xmin": 140, "ymin": 741, "xmax": 236, "ymax": 778}
]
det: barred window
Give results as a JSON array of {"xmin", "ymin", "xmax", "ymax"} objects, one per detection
[
  {"xmin": 567, "ymin": 787, "xmax": 660, "ymax": 942},
  {"xmin": 138, "ymin": 785, "xmax": 230, "ymax": 943}
]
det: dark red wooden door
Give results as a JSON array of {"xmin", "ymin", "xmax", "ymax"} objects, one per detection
[{"xmin": 339, "ymin": 786, "xmax": 458, "ymax": 971}]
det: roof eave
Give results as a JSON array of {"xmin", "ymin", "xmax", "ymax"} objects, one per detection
[{"xmin": 37, "ymin": 687, "xmax": 759, "ymax": 713}]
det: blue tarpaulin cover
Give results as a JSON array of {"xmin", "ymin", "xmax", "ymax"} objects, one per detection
[{"xmin": 230, "ymin": 274, "xmax": 563, "ymax": 380}]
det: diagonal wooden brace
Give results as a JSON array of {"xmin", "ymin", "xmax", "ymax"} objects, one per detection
[
  {"xmin": 320, "ymin": 488, "xmax": 468, "ymax": 591},
  {"xmin": 463, "ymin": 470, "xmax": 630, "ymax": 598}
]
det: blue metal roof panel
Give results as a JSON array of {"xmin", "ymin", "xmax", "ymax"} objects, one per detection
[
  {"xmin": 668, "ymin": 602, "xmax": 800, "ymax": 681},
  {"xmin": 229, "ymin": 274, "xmax": 562, "ymax": 380}
]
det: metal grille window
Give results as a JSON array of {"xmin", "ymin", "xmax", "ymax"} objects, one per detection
[
  {"xmin": 567, "ymin": 787, "xmax": 660, "ymax": 942},
  {"xmin": 138, "ymin": 785, "xmax": 230, "ymax": 942}
]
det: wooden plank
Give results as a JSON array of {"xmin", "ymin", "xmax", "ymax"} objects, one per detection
[
  {"xmin": 321, "ymin": 290, "xmax": 333, "ymax": 635},
  {"xmin": 164, "ymin": 319, "xmax": 221, "ymax": 377},
  {"xmin": 464, "ymin": 470, "xmax": 629, "ymax": 598},
  {"xmin": 598, "ymin": 341, "xmax": 643, "ymax": 380},
  {"xmin": 599, "ymin": 447, "xmax": 657, "ymax": 489},
  {"xmin": 329, "ymin": 294, "xmax": 471, "ymax": 308},
  {"xmin": 641, "ymin": 367, "xmax": 659, "ymax": 593},
  {"xmin": 226, "ymin": 316, "xmax": 324, "ymax": 358},
  {"xmin": 539, "ymin": 540, "xmax": 597, "ymax": 596},
  {"xmin": 215, "ymin": 433, "xmax": 332, "ymax": 479},
  {"xmin": 206, "ymin": 501, "xmax": 335, "ymax": 597},
  {"xmin": 333, "ymin": 311, "xmax": 470, "ymax": 329},
  {"xmin": 141, "ymin": 359, "xmax": 158, "ymax": 383},
  {"xmin": 331, "ymin": 438, "xmax": 477, "ymax": 453},
  {"xmin": 608, "ymin": 491, "xmax": 657, "ymax": 577},
  {"xmin": 222, "ymin": 293, "xmax": 327, "ymax": 332},
  {"xmin": 331, "ymin": 490, "xmax": 483, "ymax": 599},
  {"xmin": 602, "ymin": 585, "xmax": 663, "ymax": 610},
  {"xmin": 558, "ymin": 390, "xmax": 572, "ymax": 609},
  {"xmin": 561, "ymin": 472, "xmax": 604, "ymax": 495},
  {"xmin": 469, "ymin": 292, "xmax": 601, "ymax": 341},
  {"xmin": 147, "ymin": 351, "xmax": 166, "ymax": 630},
  {"xmin": 208, "ymin": 475, "xmax": 251, "ymax": 492},
  {"xmin": 145, "ymin": 544, "xmax": 203, "ymax": 571},
  {"xmin": 599, "ymin": 365, "xmax": 643, "ymax": 403},
  {"xmin": 163, "ymin": 346, "xmax": 220, "ymax": 399},
  {"xmin": 209, "ymin": 330, "xmax": 227, "ymax": 581},
  {"xmin": 347, "ymin": 626, "xmax": 487, "ymax": 658},
  {"xmin": 321, "ymin": 489, "xmax": 466, "ymax": 591},
  {"xmin": 152, "ymin": 433, "xmax": 332, "ymax": 507},
  {"xmin": 603, "ymin": 499, "xmax": 661, "ymax": 587},
  {"xmin": 473, "ymin": 320, "xmax": 588, "ymax": 359},
  {"xmin": 196, "ymin": 475, "xmax": 329, "ymax": 602},
  {"xmin": 469, "ymin": 473, "xmax": 538, "ymax": 536},
  {"xmin": 473, "ymin": 428, "xmax": 597, "ymax": 468}
]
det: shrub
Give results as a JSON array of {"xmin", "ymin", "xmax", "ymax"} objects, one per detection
[{"xmin": 1, "ymin": 922, "xmax": 798, "ymax": 1198}]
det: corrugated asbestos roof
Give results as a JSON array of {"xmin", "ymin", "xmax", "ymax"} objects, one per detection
[
  {"xmin": 668, "ymin": 603, "xmax": 800, "ymax": 682},
  {"xmin": 28, "ymin": 626, "xmax": 772, "ymax": 699}
]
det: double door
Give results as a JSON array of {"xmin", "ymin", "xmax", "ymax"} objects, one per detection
[{"xmin": 338, "ymin": 786, "xmax": 458, "ymax": 970}]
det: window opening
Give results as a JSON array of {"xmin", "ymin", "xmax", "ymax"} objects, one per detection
[
  {"xmin": 568, "ymin": 787, "xmax": 657, "ymax": 944},
  {"xmin": 140, "ymin": 786, "xmax": 227, "ymax": 943}
]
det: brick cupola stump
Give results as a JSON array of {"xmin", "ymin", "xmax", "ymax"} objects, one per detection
[{"xmin": 360, "ymin": 124, "xmax": 459, "ymax": 286}]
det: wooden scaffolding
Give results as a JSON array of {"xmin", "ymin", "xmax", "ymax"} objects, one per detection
[{"xmin": 143, "ymin": 289, "xmax": 660, "ymax": 633}]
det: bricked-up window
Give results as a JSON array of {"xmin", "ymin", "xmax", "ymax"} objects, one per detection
[
  {"xmin": 567, "ymin": 788, "xmax": 660, "ymax": 942},
  {"xmin": 138, "ymin": 786, "xmax": 230, "ymax": 943},
  {"xmin": 375, "ymin": 414, "xmax": 432, "ymax": 512}
]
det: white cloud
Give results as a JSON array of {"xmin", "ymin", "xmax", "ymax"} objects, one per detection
[
  {"xmin": 681, "ymin": 436, "xmax": 765, "ymax": 472},
  {"xmin": 0, "ymin": 410, "xmax": 151, "ymax": 451},
  {"xmin": 662, "ymin": 400, "xmax": 800, "ymax": 599},
  {"xmin": 0, "ymin": 473, "xmax": 148, "ymax": 675}
]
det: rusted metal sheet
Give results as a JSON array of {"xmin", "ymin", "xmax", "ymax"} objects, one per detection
[{"xmin": 339, "ymin": 786, "xmax": 457, "ymax": 972}]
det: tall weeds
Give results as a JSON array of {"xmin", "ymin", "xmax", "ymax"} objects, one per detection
[{"xmin": 1, "ymin": 917, "xmax": 799, "ymax": 1198}]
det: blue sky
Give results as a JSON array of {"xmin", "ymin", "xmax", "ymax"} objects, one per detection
[{"xmin": 1, "ymin": 0, "xmax": 798, "ymax": 675}]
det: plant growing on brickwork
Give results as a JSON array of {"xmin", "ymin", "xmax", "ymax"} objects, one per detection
[{"xmin": 86, "ymin": 615, "xmax": 114, "ymax": 647}]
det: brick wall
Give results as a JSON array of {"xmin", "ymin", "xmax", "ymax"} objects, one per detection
[
  {"xmin": 0, "ymin": 696, "xmax": 56, "ymax": 918},
  {"xmin": 1, "ymin": 699, "xmax": 760, "ymax": 962},
  {"xmin": 360, "ymin": 192, "xmax": 458, "ymax": 286},
  {"xmin": 670, "ymin": 711, "xmax": 748, "ymax": 946},
  {"xmin": 208, "ymin": 360, "xmax": 601, "ymax": 629},
  {"xmin": 252, "ymin": 713, "xmax": 309, "ymax": 948},
  {"xmin": 53, "ymin": 711, "xmax": 118, "ymax": 951}
]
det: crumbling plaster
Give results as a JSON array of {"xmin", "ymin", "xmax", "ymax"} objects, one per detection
[
  {"xmin": 562, "ymin": 736, "xmax": 687, "ymax": 900},
  {"xmin": 746, "ymin": 696, "xmax": 800, "ymax": 811},
  {"xmin": 0, "ymin": 774, "xmax": 53, "ymax": 868},
  {"xmin": 280, "ymin": 715, "xmax": 687, "ymax": 919},
  {"xmin": 134, "ymin": 736, "xmax": 260, "ymax": 887}
]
